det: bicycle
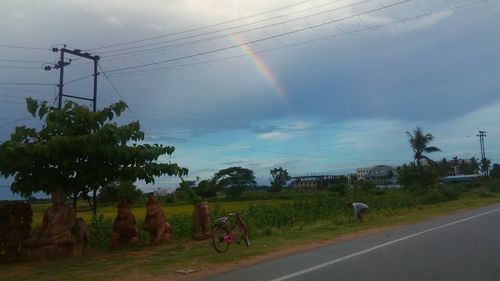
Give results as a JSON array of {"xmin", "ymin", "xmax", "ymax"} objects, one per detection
[{"xmin": 211, "ymin": 212, "xmax": 250, "ymax": 253}]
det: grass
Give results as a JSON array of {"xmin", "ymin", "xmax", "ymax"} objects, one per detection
[{"xmin": 2, "ymin": 193, "xmax": 499, "ymax": 281}]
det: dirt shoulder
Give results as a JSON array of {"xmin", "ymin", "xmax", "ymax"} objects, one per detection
[{"xmin": 151, "ymin": 224, "xmax": 404, "ymax": 281}]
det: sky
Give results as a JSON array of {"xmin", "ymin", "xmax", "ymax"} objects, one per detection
[{"xmin": 1, "ymin": 0, "xmax": 500, "ymax": 195}]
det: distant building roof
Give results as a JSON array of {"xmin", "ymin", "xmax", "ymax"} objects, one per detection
[
  {"xmin": 441, "ymin": 174, "xmax": 480, "ymax": 183},
  {"xmin": 365, "ymin": 165, "xmax": 396, "ymax": 178}
]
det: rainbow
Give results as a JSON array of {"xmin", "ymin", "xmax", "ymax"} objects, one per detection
[{"xmin": 229, "ymin": 34, "xmax": 287, "ymax": 101}]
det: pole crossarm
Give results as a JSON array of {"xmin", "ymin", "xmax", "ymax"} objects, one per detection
[{"xmin": 46, "ymin": 45, "xmax": 100, "ymax": 111}]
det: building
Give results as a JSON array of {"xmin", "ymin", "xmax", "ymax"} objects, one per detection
[
  {"xmin": 364, "ymin": 165, "xmax": 398, "ymax": 184},
  {"xmin": 442, "ymin": 174, "xmax": 480, "ymax": 183},
  {"xmin": 153, "ymin": 188, "xmax": 171, "ymax": 196},
  {"xmin": 356, "ymin": 167, "xmax": 371, "ymax": 181},
  {"xmin": 290, "ymin": 174, "xmax": 348, "ymax": 190}
]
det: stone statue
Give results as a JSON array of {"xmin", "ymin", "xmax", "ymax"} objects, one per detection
[
  {"xmin": 193, "ymin": 201, "xmax": 211, "ymax": 240},
  {"xmin": 143, "ymin": 196, "xmax": 172, "ymax": 244},
  {"xmin": 24, "ymin": 190, "xmax": 87, "ymax": 260},
  {"xmin": 0, "ymin": 201, "xmax": 32, "ymax": 256},
  {"xmin": 108, "ymin": 199, "xmax": 140, "ymax": 250}
]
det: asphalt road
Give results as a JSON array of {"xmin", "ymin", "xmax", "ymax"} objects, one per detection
[{"xmin": 205, "ymin": 203, "xmax": 500, "ymax": 281}]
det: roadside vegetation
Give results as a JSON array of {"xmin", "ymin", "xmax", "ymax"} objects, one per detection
[{"xmin": 3, "ymin": 185, "xmax": 500, "ymax": 281}]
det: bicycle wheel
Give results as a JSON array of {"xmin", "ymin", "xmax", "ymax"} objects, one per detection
[
  {"xmin": 211, "ymin": 224, "xmax": 230, "ymax": 253},
  {"xmin": 236, "ymin": 214, "xmax": 250, "ymax": 247}
]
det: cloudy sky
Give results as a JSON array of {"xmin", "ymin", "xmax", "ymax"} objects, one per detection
[{"xmin": 1, "ymin": 0, "xmax": 499, "ymax": 195}]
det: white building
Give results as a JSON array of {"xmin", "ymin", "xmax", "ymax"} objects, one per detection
[
  {"xmin": 153, "ymin": 188, "xmax": 171, "ymax": 196},
  {"xmin": 356, "ymin": 167, "xmax": 371, "ymax": 181}
]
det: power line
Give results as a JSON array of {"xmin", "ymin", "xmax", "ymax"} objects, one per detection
[
  {"xmin": 102, "ymin": 0, "xmax": 380, "ymax": 58},
  {"xmin": 102, "ymin": 0, "xmax": 417, "ymax": 73},
  {"xmin": 0, "ymin": 82, "xmax": 56, "ymax": 86},
  {"xmin": 86, "ymin": 0, "xmax": 329, "ymax": 51},
  {"xmin": 64, "ymin": 74, "xmax": 94, "ymax": 85},
  {"xmin": 0, "ymin": 59, "xmax": 53, "ymax": 64},
  {"xmin": 0, "ymin": 86, "xmax": 54, "ymax": 96},
  {"xmin": 103, "ymin": 0, "xmax": 487, "ymax": 76},
  {"xmin": 162, "ymin": 135, "xmax": 406, "ymax": 162},
  {"xmin": 0, "ymin": 117, "xmax": 31, "ymax": 129},
  {"xmin": 98, "ymin": 64, "xmax": 156, "ymax": 143},
  {"xmin": 97, "ymin": 0, "xmax": 354, "ymax": 56},
  {"xmin": 0, "ymin": 44, "xmax": 48, "ymax": 51},
  {"xmin": 0, "ymin": 66, "xmax": 43, "ymax": 69}
]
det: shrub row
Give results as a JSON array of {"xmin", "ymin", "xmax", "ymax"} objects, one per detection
[{"xmin": 88, "ymin": 180, "xmax": 500, "ymax": 249}]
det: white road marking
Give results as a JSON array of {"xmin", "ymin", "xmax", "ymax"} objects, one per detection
[{"xmin": 271, "ymin": 207, "xmax": 500, "ymax": 281}]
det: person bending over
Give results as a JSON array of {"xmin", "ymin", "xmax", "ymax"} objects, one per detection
[{"xmin": 348, "ymin": 202, "xmax": 369, "ymax": 222}]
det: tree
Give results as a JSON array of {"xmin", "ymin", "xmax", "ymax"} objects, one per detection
[
  {"xmin": 269, "ymin": 167, "xmax": 291, "ymax": 192},
  {"xmin": 213, "ymin": 167, "xmax": 256, "ymax": 198},
  {"xmin": 0, "ymin": 98, "xmax": 188, "ymax": 213},
  {"xmin": 98, "ymin": 181, "xmax": 143, "ymax": 204},
  {"xmin": 490, "ymin": 163, "xmax": 500, "ymax": 179},
  {"xmin": 406, "ymin": 127, "xmax": 441, "ymax": 190},
  {"xmin": 437, "ymin": 158, "xmax": 450, "ymax": 176},
  {"xmin": 480, "ymin": 158, "xmax": 491, "ymax": 177},
  {"xmin": 398, "ymin": 164, "xmax": 438, "ymax": 190},
  {"xmin": 174, "ymin": 179, "xmax": 201, "ymax": 203},
  {"xmin": 460, "ymin": 157, "xmax": 480, "ymax": 175},
  {"xmin": 194, "ymin": 179, "xmax": 219, "ymax": 198}
]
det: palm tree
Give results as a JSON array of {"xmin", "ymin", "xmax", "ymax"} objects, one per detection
[
  {"xmin": 406, "ymin": 127, "xmax": 442, "ymax": 190},
  {"xmin": 406, "ymin": 127, "xmax": 442, "ymax": 167},
  {"xmin": 439, "ymin": 158, "xmax": 449, "ymax": 176},
  {"xmin": 463, "ymin": 157, "xmax": 480, "ymax": 174}
]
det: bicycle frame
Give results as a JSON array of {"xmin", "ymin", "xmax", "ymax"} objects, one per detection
[{"xmin": 212, "ymin": 212, "xmax": 250, "ymax": 253}]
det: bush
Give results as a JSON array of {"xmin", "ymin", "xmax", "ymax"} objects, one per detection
[
  {"xmin": 398, "ymin": 165, "xmax": 439, "ymax": 189},
  {"xmin": 419, "ymin": 189, "xmax": 447, "ymax": 205},
  {"xmin": 329, "ymin": 183, "xmax": 349, "ymax": 196},
  {"xmin": 89, "ymin": 214, "xmax": 113, "ymax": 249},
  {"xmin": 440, "ymin": 186, "xmax": 460, "ymax": 201}
]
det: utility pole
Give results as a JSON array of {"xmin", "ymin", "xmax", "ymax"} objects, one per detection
[
  {"xmin": 477, "ymin": 130, "xmax": 486, "ymax": 160},
  {"xmin": 44, "ymin": 45, "xmax": 101, "ymax": 214},
  {"xmin": 45, "ymin": 45, "xmax": 100, "ymax": 112},
  {"xmin": 477, "ymin": 130, "xmax": 488, "ymax": 176}
]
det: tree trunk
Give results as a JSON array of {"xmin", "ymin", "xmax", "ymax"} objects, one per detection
[
  {"xmin": 92, "ymin": 188, "xmax": 97, "ymax": 215},
  {"xmin": 418, "ymin": 163, "xmax": 427, "ymax": 192},
  {"xmin": 72, "ymin": 195, "xmax": 78, "ymax": 213}
]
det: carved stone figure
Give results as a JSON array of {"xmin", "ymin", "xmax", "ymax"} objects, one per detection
[
  {"xmin": 72, "ymin": 217, "xmax": 89, "ymax": 254},
  {"xmin": 24, "ymin": 190, "xmax": 87, "ymax": 260},
  {"xmin": 0, "ymin": 201, "xmax": 32, "ymax": 256},
  {"xmin": 108, "ymin": 199, "xmax": 140, "ymax": 250},
  {"xmin": 143, "ymin": 196, "xmax": 172, "ymax": 244},
  {"xmin": 193, "ymin": 201, "xmax": 211, "ymax": 240}
]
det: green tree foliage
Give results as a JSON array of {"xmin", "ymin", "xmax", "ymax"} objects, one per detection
[
  {"xmin": 359, "ymin": 180, "xmax": 376, "ymax": 191},
  {"xmin": 406, "ymin": 127, "xmax": 441, "ymax": 190},
  {"xmin": 194, "ymin": 179, "xmax": 219, "ymax": 198},
  {"xmin": 0, "ymin": 98, "xmax": 188, "ymax": 212},
  {"xmin": 437, "ymin": 157, "xmax": 480, "ymax": 176},
  {"xmin": 98, "ymin": 181, "xmax": 143, "ymax": 204},
  {"xmin": 213, "ymin": 167, "xmax": 256, "ymax": 198},
  {"xmin": 460, "ymin": 157, "xmax": 480, "ymax": 175},
  {"xmin": 328, "ymin": 176, "xmax": 350, "ymax": 196},
  {"xmin": 480, "ymin": 158, "xmax": 491, "ymax": 177},
  {"xmin": 398, "ymin": 164, "xmax": 438, "ymax": 191},
  {"xmin": 269, "ymin": 167, "xmax": 291, "ymax": 192},
  {"xmin": 406, "ymin": 127, "xmax": 441, "ymax": 167},
  {"xmin": 174, "ymin": 180, "xmax": 201, "ymax": 203},
  {"xmin": 491, "ymin": 163, "xmax": 500, "ymax": 180}
]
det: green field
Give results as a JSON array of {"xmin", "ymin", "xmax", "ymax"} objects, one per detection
[{"xmin": 31, "ymin": 199, "xmax": 292, "ymax": 227}]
